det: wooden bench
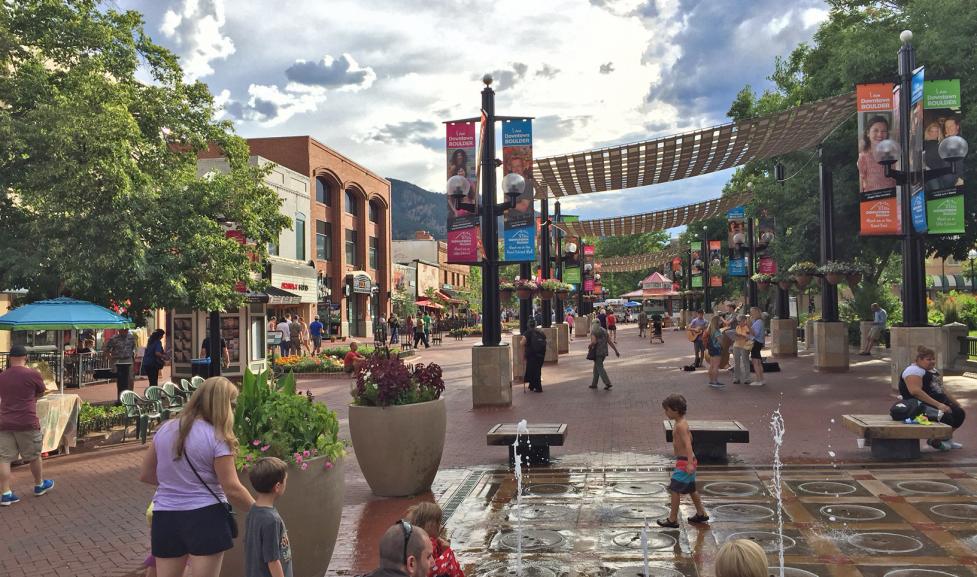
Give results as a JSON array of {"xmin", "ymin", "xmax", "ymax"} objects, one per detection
[
  {"xmin": 663, "ymin": 420, "xmax": 749, "ymax": 463},
  {"xmin": 487, "ymin": 423, "xmax": 567, "ymax": 467},
  {"xmin": 842, "ymin": 414, "xmax": 952, "ymax": 459}
]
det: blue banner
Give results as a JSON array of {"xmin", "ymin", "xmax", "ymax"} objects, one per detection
[
  {"xmin": 911, "ymin": 188, "xmax": 928, "ymax": 233},
  {"xmin": 502, "ymin": 119, "xmax": 535, "ymax": 261},
  {"xmin": 726, "ymin": 205, "xmax": 746, "ymax": 220},
  {"xmin": 728, "ymin": 258, "xmax": 747, "ymax": 277},
  {"xmin": 911, "ymin": 66, "xmax": 925, "ymax": 105}
]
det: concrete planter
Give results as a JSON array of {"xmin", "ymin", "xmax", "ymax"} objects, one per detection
[
  {"xmin": 221, "ymin": 456, "xmax": 345, "ymax": 577},
  {"xmin": 349, "ymin": 398, "xmax": 446, "ymax": 497}
]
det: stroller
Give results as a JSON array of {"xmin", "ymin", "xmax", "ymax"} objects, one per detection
[{"xmin": 650, "ymin": 315, "xmax": 664, "ymax": 344}]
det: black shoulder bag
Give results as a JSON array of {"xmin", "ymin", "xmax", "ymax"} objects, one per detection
[{"xmin": 185, "ymin": 453, "xmax": 239, "ymax": 539}]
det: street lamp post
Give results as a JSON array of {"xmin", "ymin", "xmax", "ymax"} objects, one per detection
[
  {"xmin": 819, "ymin": 146, "xmax": 839, "ymax": 323},
  {"xmin": 969, "ymin": 249, "xmax": 977, "ymax": 294},
  {"xmin": 874, "ymin": 31, "xmax": 969, "ymax": 326},
  {"xmin": 540, "ymin": 195, "xmax": 552, "ymax": 328}
]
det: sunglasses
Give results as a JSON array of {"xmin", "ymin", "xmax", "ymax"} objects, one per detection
[{"xmin": 397, "ymin": 519, "xmax": 413, "ymax": 564}]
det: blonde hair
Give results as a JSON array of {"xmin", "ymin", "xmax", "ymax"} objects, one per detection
[
  {"xmin": 173, "ymin": 376, "xmax": 239, "ymax": 458},
  {"xmin": 715, "ymin": 538, "xmax": 767, "ymax": 577},
  {"xmin": 405, "ymin": 501, "xmax": 443, "ymax": 535},
  {"xmin": 707, "ymin": 315, "xmax": 722, "ymax": 333}
]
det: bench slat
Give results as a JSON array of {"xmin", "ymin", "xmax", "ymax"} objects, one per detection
[
  {"xmin": 842, "ymin": 414, "xmax": 952, "ymax": 440},
  {"xmin": 663, "ymin": 420, "xmax": 750, "ymax": 443},
  {"xmin": 487, "ymin": 423, "xmax": 567, "ymax": 446}
]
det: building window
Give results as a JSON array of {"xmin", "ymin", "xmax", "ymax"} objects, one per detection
[
  {"xmin": 345, "ymin": 229, "xmax": 357, "ymax": 266},
  {"xmin": 268, "ymin": 242, "xmax": 278, "ymax": 256},
  {"xmin": 345, "ymin": 189, "xmax": 358, "ymax": 215},
  {"xmin": 295, "ymin": 213, "xmax": 306, "ymax": 261},
  {"xmin": 316, "ymin": 177, "xmax": 331, "ymax": 206},
  {"xmin": 369, "ymin": 201, "xmax": 379, "ymax": 223},
  {"xmin": 369, "ymin": 236, "xmax": 378, "ymax": 270},
  {"xmin": 316, "ymin": 220, "xmax": 332, "ymax": 261}
]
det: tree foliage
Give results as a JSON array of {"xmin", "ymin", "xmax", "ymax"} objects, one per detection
[
  {"xmin": 594, "ymin": 231, "xmax": 669, "ymax": 298},
  {"xmin": 0, "ymin": 0, "xmax": 289, "ymax": 320}
]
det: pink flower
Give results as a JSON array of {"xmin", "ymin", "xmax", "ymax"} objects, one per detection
[
  {"xmin": 252, "ymin": 439, "xmax": 261, "ymax": 446},
  {"xmin": 324, "ymin": 461, "xmax": 334, "ymax": 470},
  {"xmin": 260, "ymin": 445, "xmax": 270, "ymax": 452},
  {"xmin": 301, "ymin": 462, "xmax": 309, "ymax": 471},
  {"xmin": 302, "ymin": 450, "xmax": 311, "ymax": 458},
  {"xmin": 245, "ymin": 454, "xmax": 253, "ymax": 462},
  {"xmin": 295, "ymin": 455, "xmax": 303, "ymax": 464}
]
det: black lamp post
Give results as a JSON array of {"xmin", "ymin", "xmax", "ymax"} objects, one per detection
[
  {"xmin": 874, "ymin": 30, "xmax": 969, "ymax": 326},
  {"xmin": 969, "ymin": 249, "xmax": 977, "ymax": 294},
  {"xmin": 818, "ymin": 145, "xmax": 839, "ymax": 323},
  {"xmin": 540, "ymin": 195, "xmax": 552, "ymax": 327},
  {"xmin": 448, "ymin": 75, "xmax": 524, "ymax": 346}
]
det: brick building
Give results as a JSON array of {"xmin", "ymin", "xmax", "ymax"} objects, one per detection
[{"xmin": 201, "ymin": 136, "xmax": 392, "ymax": 338}]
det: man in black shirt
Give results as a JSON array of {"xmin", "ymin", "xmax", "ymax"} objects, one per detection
[{"xmin": 200, "ymin": 334, "xmax": 230, "ymax": 369}]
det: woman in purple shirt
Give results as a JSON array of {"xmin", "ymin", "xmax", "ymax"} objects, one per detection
[{"xmin": 140, "ymin": 377, "xmax": 254, "ymax": 577}]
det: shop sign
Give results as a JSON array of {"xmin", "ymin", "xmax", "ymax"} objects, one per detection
[
  {"xmin": 280, "ymin": 282, "xmax": 310, "ymax": 291},
  {"xmin": 350, "ymin": 273, "xmax": 372, "ymax": 295}
]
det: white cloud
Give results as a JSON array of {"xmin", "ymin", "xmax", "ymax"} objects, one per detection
[{"xmin": 160, "ymin": 0, "xmax": 235, "ymax": 80}]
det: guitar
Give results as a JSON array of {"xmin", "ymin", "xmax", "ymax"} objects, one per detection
[{"xmin": 686, "ymin": 327, "xmax": 704, "ymax": 342}]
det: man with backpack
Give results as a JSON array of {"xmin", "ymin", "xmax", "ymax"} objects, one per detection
[{"xmin": 523, "ymin": 320, "xmax": 548, "ymax": 393}]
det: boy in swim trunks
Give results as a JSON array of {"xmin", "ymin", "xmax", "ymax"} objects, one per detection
[{"xmin": 658, "ymin": 394, "xmax": 709, "ymax": 528}]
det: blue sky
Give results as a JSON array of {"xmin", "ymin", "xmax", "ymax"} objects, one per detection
[{"xmin": 118, "ymin": 0, "xmax": 830, "ymax": 222}]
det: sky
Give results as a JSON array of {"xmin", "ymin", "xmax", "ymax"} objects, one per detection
[{"xmin": 117, "ymin": 0, "xmax": 831, "ymax": 221}]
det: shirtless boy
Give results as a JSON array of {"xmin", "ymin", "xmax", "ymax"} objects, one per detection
[{"xmin": 658, "ymin": 394, "xmax": 709, "ymax": 527}]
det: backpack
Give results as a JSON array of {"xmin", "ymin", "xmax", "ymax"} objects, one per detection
[{"xmin": 890, "ymin": 398, "xmax": 924, "ymax": 421}]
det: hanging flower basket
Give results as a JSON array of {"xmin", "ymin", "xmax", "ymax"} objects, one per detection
[
  {"xmin": 556, "ymin": 289, "xmax": 570, "ymax": 299},
  {"xmin": 757, "ymin": 281, "xmax": 771, "ymax": 290},
  {"xmin": 516, "ymin": 288, "xmax": 535, "ymax": 300},
  {"xmin": 846, "ymin": 272, "xmax": 862, "ymax": 285},
  {"xmin": 500, "ymin": 288, "xmax": 514, "ymax": 301},
  {"xmin": 751, "ymin": 272, "xmax": 773, "ymax": 290},
  {"xmin": 514, "ymin": 279, "xmax": 538, "ymax": 300},
  {"xmin": 825, "ymin": 272, "xmax": 844, "ymax": 285},
  {"xmin": 538, "ymin": 289, "xmax": 554, "ymax": 299},
  {"xmin": 793, "ymin": 274, "xmax": 812, "ymax": 289},
  {"xmin": 777, "ymin": 280, "xmax": 793, "ymax": 291}
]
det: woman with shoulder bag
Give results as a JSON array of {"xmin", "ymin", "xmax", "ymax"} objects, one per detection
[
  {"xmin": 588, "ymin": 320, "xmax": 619, "ymax": 391},
  {"xmin": 139, "ymin": 377, "xmax": 254, "ymax": 577},
  {"xmin": 141, "ymin": 329, "xmax": 167, "ymax": 389}
]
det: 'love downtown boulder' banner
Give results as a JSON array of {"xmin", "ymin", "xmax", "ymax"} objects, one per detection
[
  {"xmin": 856, "ymin": 83, "xmax": 900, "ymax": 236},
  {"xmin": 502, "ymin": 119, "xmax": 535, "ymax": 261},
  {"xmin": 445, "ymin": 122, "xmax": 479, "ymax": 262},
  {"xmin": 922, "ymin": 79, "xmax": 964, "ymax": 235}
]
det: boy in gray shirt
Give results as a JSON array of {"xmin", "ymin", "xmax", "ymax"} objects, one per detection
[{"xmin": 246, "ymin": 457, "xmax": 292, "ymax": 577}]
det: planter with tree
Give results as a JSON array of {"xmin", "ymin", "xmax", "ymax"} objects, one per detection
[
  {"xmin": 222, "ymin": 370, "xmax": 346, "ymax": 577},
  {"xmin": 349, "ymin": 357, "xmax": 446, "ymax": 497}
]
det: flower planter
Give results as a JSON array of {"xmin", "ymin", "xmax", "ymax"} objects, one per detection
[
  {"xmin": 757, "ymin": 281, "xmax": 771, "ymax": 290},
  {"xmin": 516, "ymin": 288, "xmax": 535, "ymax": 300},
  {"xmin": 556, "ymin": 290, "xmax": 570, "ymax": 299},
  {"xmin": 846, "ymin": 272, "xmax": 862, "ymax": 285},
  {"xmin": 793, "ymin": 274, "xmax": 812, "ymax": 289},
  {"xmin": 499, "ymin": 289, "xmax": 514, "ymax": 301},
  {"xmin": 349, "ymin": 398, "xmax": 446, "ymax": 497},
  {"xmin": 538, "ymin": 289, "xmax": 554, "ymax": 299},
  {"xmin": 777, "ymin": 280, "xmax": 793, "ymax": 290},
  {"xmin": 221, "ymin": 456, "xmax": 345, "ymax": 577},
  {"xmin": 825, "ymin": 272, "xmax": 844, "ymax": 285}
]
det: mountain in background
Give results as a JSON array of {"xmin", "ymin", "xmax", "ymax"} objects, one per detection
[{"xmin": 388, "ymin": 178, "xmax": 447, "ymax": 240}]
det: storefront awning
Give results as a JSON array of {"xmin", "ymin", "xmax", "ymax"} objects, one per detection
[
  {"xmin": 266, "ymin": 286, "xmax": 302, "ymax": 305},
  {"xmin": 416, "ymin": 300, "xmax": 443, "ymax": 310}
]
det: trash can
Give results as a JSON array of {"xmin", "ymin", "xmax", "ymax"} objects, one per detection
[
  {"xmin": 191, "ymin": 358, "xmax": 211, "ymax": 378},
  {"xmin": 115, "ymin": 361, "xmax": 133, "ymax": 400}
]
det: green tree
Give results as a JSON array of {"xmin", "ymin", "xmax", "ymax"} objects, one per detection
[
  {"xmin": 459, "ymin": 265, "xmax": 483, "ymax": 312},
  {"xmin": 0, "ymin": 0, "xmax": 289, "ymax": 321},
  {"xmin": 595, "ymin": 231, "xmax": 669, "ymax": 298}
]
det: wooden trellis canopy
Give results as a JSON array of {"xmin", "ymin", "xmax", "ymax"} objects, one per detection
[
  {"xmin": 533, "ymin": 92, "xmax": 855, "ymax": 198},
  {"xmin": 598, "ymin": 246, "xmax": 686, "ymax": 273},
  {"xmin": 555, "ymin": 191, "xmax": 751, "ymax": 237}
]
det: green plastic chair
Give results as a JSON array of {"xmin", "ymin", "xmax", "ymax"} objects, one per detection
[
  {"xmin": 161, "ymin": 383, "xmax": 186, "ymax": 412},
  {"xmin": 119, "ymin": 390, "xmax": 161, "ymax": 443},
  {"xmin": 178, "ymin": 378, "xmax": 194, "ymax": 397},
  {"xmin": 146, "ymin": 385, "xmax": 179, "ymax": 419}
]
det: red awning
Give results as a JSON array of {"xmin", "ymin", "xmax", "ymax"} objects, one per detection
[{"xmin": 416, "ymin": 300, "xmax": 443, "ymax": 309}]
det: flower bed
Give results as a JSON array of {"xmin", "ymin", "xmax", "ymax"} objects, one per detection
[
  {"xmin": 273, "ymin": 354, "xmax": 345, "ymax": 373},
  {"xmin": 77, "ymin": 402, "xmax": 127, "ymax": 437}
]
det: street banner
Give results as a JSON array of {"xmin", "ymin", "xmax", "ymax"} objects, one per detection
[
  {"xmin": 502, "ymin": 119, "xmax": 536, "ymax": 261},
  {"xmin": 671, "ymin": 256, "xmax": 682, "ymax": 273},
  {"xmin": 446, "ymin": 122, "xmax": 479, "ymax": 262},
  {"xmin": 909, "ymin": 68, "xmax": 928, "ymax": 232},
  {"xmin": 582, "ymin": 244, "xmax": 595, "ymax": 293},
  {"xmin": 923, "ymin": 79, "xmax": 965, "ymax": 234},
  {"xmin": 728, "ymin": 258, "xmax": 747, "ymax": 277},
  {"xmin": 756, "ymin": 212, "xmax": 775, "ymax": 256},
  {"xmin": 757, "ymin": 257, "xmax": 777, "ymax": 275},
  {"xmin": 856, "ymin": 83, "xmax": 901, "ymax": 235},
  {"xmin": 708, "ymin": 240, "xmax": 723, "ymax": 287},
  {"xmin": 727, "ymin": 206, "xmax": 746, "ymax": 259},
  {"xmin": 691, "ymin": 275, "xmax": 703, "ymax": 289},
  {"xmin": 564, "ymin": 266, "xmax": 581, "ymax": 284}
]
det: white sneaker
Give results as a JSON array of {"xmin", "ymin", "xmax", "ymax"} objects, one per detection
[
  {"xmin": 750, "ymin": 381, "xmax": 764, "ymax": 387},
  {"xmin": 950, "ymin": 441, "xmax": 963, "ymax": 449}
]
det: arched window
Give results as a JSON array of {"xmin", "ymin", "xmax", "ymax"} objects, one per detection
[
  {"xmin": 369, "ymin": 200, "xmax": 379, "ymax": 223},
  {"xmin": 315, "ymin": 177, "xmax": 331, "ymax": 206},
  {"xmin": 345, "ymin": 189, "xmax": 358, "ymax": 215}
]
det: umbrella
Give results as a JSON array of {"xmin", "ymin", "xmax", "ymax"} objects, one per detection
[
  {"xmin": 625, "ymin": 301, "xmax": 643, "ymax": 307},
  {"xmin": 0, "ymin": 297, "xmax": 133, "ymax": 391}
]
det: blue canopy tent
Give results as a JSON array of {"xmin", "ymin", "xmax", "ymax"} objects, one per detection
[
  {"xmin": 625, "ymin": 301, "xmax": 642, "ymax": 307},
  {"xmin": 0, "ymin": 297, "xmax": 134, "ymax": 392}
]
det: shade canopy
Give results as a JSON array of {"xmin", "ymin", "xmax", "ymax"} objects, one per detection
[
  {"xmin": 0, "ymin": 297, "xmax": 134, "ymax": 331},
  {"xmin": 599, "ymin": 246, "xmax": 685, "ymax": 273},
  {"xmin": 555, "ymin": 192, "xmax": 751, "ymax": 238},
  {"xmin": 533, "ymin": 92, "xmax": 855, "ymax": 198}
]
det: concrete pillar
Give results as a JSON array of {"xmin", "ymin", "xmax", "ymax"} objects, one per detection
[
  {"xmin": 943, "ymin": 322, "xmax": 969, "ymax": 369},
  {"xmin": 575, "ymin": 315, "xmax": 591, "ymax": 337},
  {"xmin": 680, "ymin": 310, "xmax": 690, "ymax": 330},
  {"xmin": 859, "ymin": 320, "xmax": 876, "ymax": 353},
  {"xmin": 511, "ymin": 335, "xmax": 526, "ymax": 384},
  {"xmin": 770, "ymin": 318, "xmax": 798, "ymax": 358},
  {"xmin": 813, "ymin": 321, "xmax": 849, "ymax": 373},
  {"xmin": 805, "ymin": 319, "xmax": 817, "ymax": 352},
  {"xmin": 890, "ymin": 326, "xmax": 945, "ymax": 392},
  {"xmin": 541, "ymin": 327, "xmax": 558, "ymax": 363},
  {"xmin": 472, "ymin": 344, "xmax": 512, "ymax": 408},
  {"xmin": 556, "ymin": 323, "xmax": 569, "ymax": 354}
]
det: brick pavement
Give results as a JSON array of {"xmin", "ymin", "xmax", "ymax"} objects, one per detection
[{"xmin": 2, "ymin": 323, "xmax": 973, "ymax": 575}]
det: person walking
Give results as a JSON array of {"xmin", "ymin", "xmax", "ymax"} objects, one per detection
[
  {"xmin": 859, "ymin": 302, "xmax": 888, "ymax": 355},
  {"xmin": 523, "ymin": 320, "xmax": 547, "ymax": 393},
  {"xmin": 275, "ymin": 316, "xmax": 291, "ymax": 357},
  {"xmin": 0, "ymin": 345, "xmax": 54, "ymax": 506},
  {"xmin": 142, "ymin": 329, "xmax": 167, "ymax": 389},
  {"xmin": 388, "ymin": 314, "xmax": 400, "ymax": 345},
  {"xmin": 309, "ymin": 315, "xmax": 324, "ymax": 355},
  {"xmin": 139, "ymin": 377, "xmax": 254, "ymax": 577},
  {"xmin": 564, "ymin": 311, "xmax": 575, "ymax": 342},
  {"xmin": 638, "ymin": 310, "xmax": 648, "ymax": 338},
  {"xmin": 422, "ymin": 312, "xmax": 432, "ymax": 345},
  {"xmin": 289, "ymin": 315, "xmax": 303, "ymax": 356},
  {"xmin": 414, "ymin": 317, "xmax": 429, "ymax": 349},
  {"xmin": 748, "ymin": 307, "xmax": 765, "ymax": 387},
  {"xmin": 731, "ymin": 314, "xmax": 752, "ymax": 385},
  {"xmin": 298, "ymin": 315, "xmax": 312, "ymax": 356},
  {"xmin": 588, "ymin": 320, "xmax": 619, "ymax": 390},
  {"xmin": 606, "ymin": 309, "xmax": 618, "ymax": 344}
]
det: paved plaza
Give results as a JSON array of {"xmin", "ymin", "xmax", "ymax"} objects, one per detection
[{"xmin": 1, "ymin": 324, "xmax": 975, "ymax": 576}]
